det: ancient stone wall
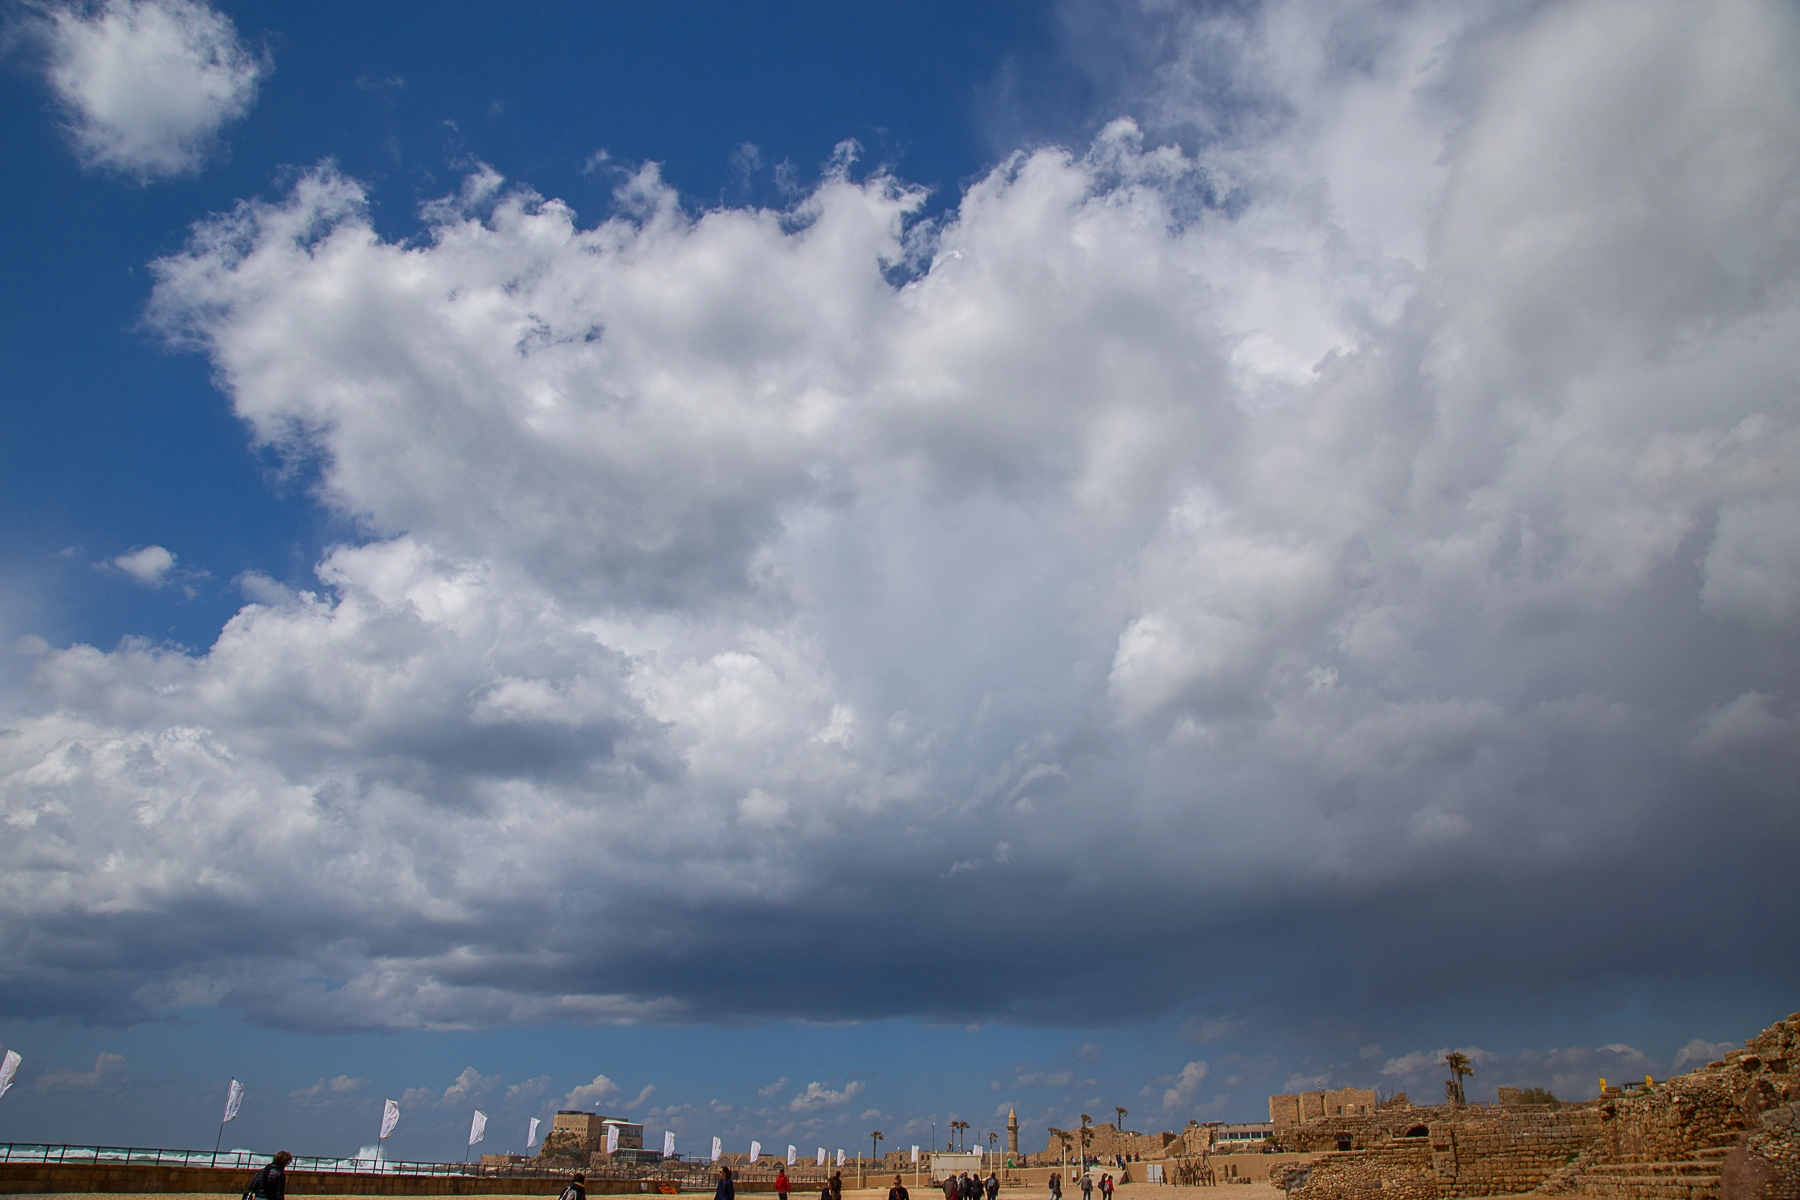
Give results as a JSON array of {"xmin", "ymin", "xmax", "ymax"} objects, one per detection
[
  {"xmin": 1723, "ymin": 1107, "xmax": 1799, "ymax": 1200},
  {"xmin": 1290, "ymin": 1143, "xmax": 1435, "ymax": 1200},
  {"xmin": 1427, "ymin": 1108, "xmax": 1603, "ymax": 1197},
  {"xmin": 1272, "ymin": 1089, "xmax": 1378, "ymax": 1127},
  {"xmin": 1282, "ymin": 1110, "xmax": 1439, "ymax": 1153},
  {"xmin": 1035, "ymin": 1125, "xmax": 1169, "ymax": 1160},
  {"xmin": 1272, "ymin": 1009, "xmax": 1800, "ymax": 1199}
]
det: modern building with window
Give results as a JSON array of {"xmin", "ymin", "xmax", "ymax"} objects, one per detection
[{"xmin": 1210, "ymin": 1123, "xmax": 1275, "ymax": 1147}]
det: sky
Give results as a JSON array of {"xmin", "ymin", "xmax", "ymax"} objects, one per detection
[{"xmin": 1, "ymin": 0, "xmax": 1797, "ymax": 1167}]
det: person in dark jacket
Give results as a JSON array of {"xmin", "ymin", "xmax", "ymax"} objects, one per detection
[
  {"xmin": 829, "ymin": 1171, "xmax": 842, "ymax": 1200},
  {"xmin": 985, "ymin": 1172, "xmax": 999, "ymax": 1200},
  {"xmin": 714, "ymin": 1166, "xmax": 734, "ymax": 1200},
  {"xmin": 942, "ymin": 1173, "xmax": 958, "ymax": 1200},
  {"xmin": 247, "ymin": 1151, "xmax": 292, "ymax": 1200},
  {"xmin": 559, "ymin": 1175, "xmax": 587, "ymax": 1200},
  {"xmin": 889, "ymin": 1175, "xmax": 910, "ymax": 1200}
]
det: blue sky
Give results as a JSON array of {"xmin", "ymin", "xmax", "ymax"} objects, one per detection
[{"xmin": 1, "ymin": 0, "xmax": 1797, "ymax": 1166}]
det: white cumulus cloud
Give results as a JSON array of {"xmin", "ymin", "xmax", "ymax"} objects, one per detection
[
  {"xmin": 1, "ymin": 0, "xmax": 1797, "ymax": 1037},
  {"xmin": 565, "ymin": 1074, "xmax": 622, "ymax": 1109},
  {"xmin": 36, "ymin": 1052, "xmax": 126, "ymax": 1091},
  {"xmin": 788, "ymin": 1081, "xmax": 865, "ymax": 1113},
  {"xmin": 1162, "ymin": 1060, "xmax": 1208, "ymax": 1110},
  {"xmin": 108, "ymin": 544, "xmax": 175, "ymax": 587},
  {"xmin": 35, "ymin": 0, "xmax": 265, "ymax": 180}
]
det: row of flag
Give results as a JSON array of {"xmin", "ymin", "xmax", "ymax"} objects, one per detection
[
  {"xmin": 0, "ymin": 1054, "xmax": 929, "ymax": 1169},
  {"xmin": 708, "ymin": 1141, "xmax": 849, "ymax": 1167},
  {"xmin": 698, "ymin": 1143, "xmax": 933, "ymax": 1167}
]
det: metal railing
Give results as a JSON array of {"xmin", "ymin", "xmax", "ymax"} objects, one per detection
[
  {"xmin": 0, "ymin": 1143, "xmax": 928, "ymax": 1186},
  {"xmin": 0, "ymin": 1144, "xmax": 566, "ymax": 1176}
]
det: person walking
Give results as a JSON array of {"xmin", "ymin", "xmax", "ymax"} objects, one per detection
[
  {"xmin": 1048, "ymin": 1171, "xmax": 1062, "ymax": 1200},
  {"xmin": 830, "ymin": 1170, "xmax": 843, "ymax": 1200},
  {"xmin": 246, "ymin": 1151, "xmax": 291, "ymax": 1200},
  {"xmin": 890, "ymin": 1175, "xmax": 911, "ymax": 1200},
  {"xmin": 1100, "ymin": 1174, "xmax": 1113, "ymax": 1200},
  {"xmin": 985, "ymin": 1171, "xmax": 999, "ymax": 1200},
  {"xmin": 715, "ymin": 1166, "xmax": 735, "ymax": 1200},
  {"xmin": 776, "ymin": 1167, "xmax": 790, "ymax": 1200},
  {"xmin": 559, "ymin": 1175, "xmax": 587, "ymax": 1200},
  {"xmin": 1079, "ymin": 1173, "xmax": 1093, "ymax": 1200}
]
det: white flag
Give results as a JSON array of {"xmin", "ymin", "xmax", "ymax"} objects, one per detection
[
  {"xmin": 607, "ymin": 1124, "xmax": 620, "ymax": 1154},
  {"xmin": 222, "ymin": 1078, "xmax": 244, "ymax": 1124},
  {"xmin": 817, "ymin": 1148, "xmax": 825, "ymax": 1167},
  {"xmin": 470, "ymin": 1110, "xmax": 488, "ymax": 1147},
  {"xmin": 911, "ymin": 1147, "xmax": 919, "ymax": 1164},
  {"xmin": 379, "ymin": 1098, "xmax": 400, "ymax": 1139},
  {"xmin": 750, "ymin": 1141, "xmax": 761, "ymax": 1163},
  {"xmin": 787, "ymin": 1146, "xmax": 797, "ymax": 1166},
  {"xmin": 711, "ymin": 1137, "xmax": 722, "ymax": 1163},
  {"xmin": 528, "ymin": 1118, "xmax": 541, "ymax": 1148},
  {"xmin": 664, "ymin": 1130, "xmax": 675, "ymax": 1157},
  {"xmin": 0, "ymin": 1050, "xmax": 20, "ymax": 1099},
  {"xmin": 836, "ymin": 1149, "xmax": 845, "ymax": 1167}
]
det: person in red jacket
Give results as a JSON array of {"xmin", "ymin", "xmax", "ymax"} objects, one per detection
[{"xmin": 776, "ymin": 1168, "xmax": 790, "ymax": 1200}]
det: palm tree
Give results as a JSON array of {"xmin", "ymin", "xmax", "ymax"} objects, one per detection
[
  {"xmin": 988, "ymin": 1132, "xmax": 998, "ymax": 1155},
  {"xmin": 1115, "ymin": 1107, "xmax": 1128, "ymax": 1132},
  {"xmin": 1047, "ymin": 1128, "xmax": 1072, "ymax": 1172},
  {"xmin": 872, "ymin": 1131, "xmax": 884, "ymax": 1160},
  {"xmin": 1078, "ymin": 1115, "xmax": 1093, "ymax": 1166},
  {"xmin": 1444, "ymin": 1052, "xmax": 1473, "ymax": 1106},
  {"xmin": 952, "ymin": 1121, "xmax": 970, "ymax": 1152}
]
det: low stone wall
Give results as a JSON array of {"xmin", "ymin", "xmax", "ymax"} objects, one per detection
[
  {"xmin": 1428, "ymin": 1108, "xmax": 1603, "ymax": 1196},
  {"xmin": 1290, "ymin": 1144, "xmax": 1434, "ymax": 1200}
]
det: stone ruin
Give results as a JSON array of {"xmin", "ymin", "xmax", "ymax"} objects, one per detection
[{"xmin": 1276, "ymin": 1008, "xmax": 1799, "ymax": 1200}]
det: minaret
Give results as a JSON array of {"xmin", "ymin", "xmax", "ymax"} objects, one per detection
[{"xmin": 1007, "ymin": 1109, "xmax": 1019, "ymax": 1157}]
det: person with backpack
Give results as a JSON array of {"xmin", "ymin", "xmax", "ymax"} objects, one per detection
[
  {"xmin": 889, "ymin": 1174, "xmax": 910, "ymax": 1200},
  {"xmin": 559, "ymin": 1174, "xmax": 587, "ymax": 1200},
  {"xmin": 985, "ymin": 1171, "xmax": 999, "ymax": 1200},
  {"xmin": 1100, "ymin": 1174, "xmax": 1113, "ymax": 1200},
  {"xmin": 1048, "ymin": 1171, "xmax": 1061, "ymax": 1200},
  {"xmin": 245, "ymin": 1151, "xmax": 291, "ymax": 1200}
]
